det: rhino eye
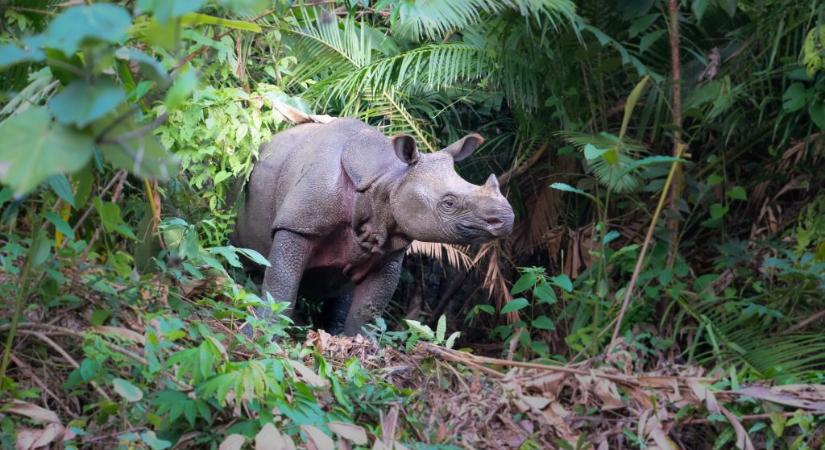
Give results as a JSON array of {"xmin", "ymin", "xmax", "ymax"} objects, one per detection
[{"xmin": 439, "ymin": 195, "xmax": 458, "ymax": 213}]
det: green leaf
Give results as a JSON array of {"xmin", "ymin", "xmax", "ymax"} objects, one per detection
[
  {"xmin": 782, "ymin": 83, "xmax": 807, "ymax": 112},
  {"xmin": 49, "ymin": 79, "xmax": 126, "ymax": 128},
  {"xmin": 583, "ymin": 144, "xmax": 608, "ymax": 160},
  {"xmin": 165, "ymin": 70, "xmax": 198, "ymax": 110},
  {"xmin": 95, "ymin": 116, "xmax": 177, "ymax": 181},
  {"xmin": 710, "ymin": 203, "xmax": 728, "ymax": 220},
  {"xmin": 140, "ymin": 430, "xmax": 172, "ymax": 450},
  {"xmin": 137, "ymin": 0, "xmax": 205, "ymax": 23},
  {"xmin": 0, "ymin": 107, "xmax": 94, "ymax": 196},
  {"xmin": 531, "ymin": 315, "xmax": 555, "ymax": 331},
  {"xmin": 511, "ymin": 273, "xmax": 535, "ymax": 294},
  {"xmin": 404, "ymin": 319, "xmax": 434, "ymax": 340},
  {"xmin": 718, "ymin": 0, "xmax": 737, "ymax": 17},
  {"xmin": 445, "ymin": 331, "xmax": 460, "ymax": 349},
  {"xmin": 45, "ymin": 212, "xmax": 74, "ymax": 240},
  {"xmin": 726, "ymin": 186, "xmax": 747, "ymax": 201},
  {"xmin": 115, "ymin": 48, "xmax": 169, "ymax": 84},
  {"xmin": 94, "ymin": 198, "xmax": 136, "ymax": 240},
  {"xmin": 809, "ymin": 101, "xmax": 825, "ymax": 131},
  {"xmin": 236, "ymin": 248, "xmax": 271, "ymax": 267},
  {"xmin": 0, "ymin": 35, "xmax": 46, "ymax": 70},
  {"xmin": 45, "ymin": 4, "xmax": 132, "ymax": 55},
  {"xmin": 549, "ymin": 182, "xmax": 593, "ymax": 200},
  {"xmin": 550, "ymin": 275, "xmax": 573, "ymax": 293},
  {"xmin": 47, "ymin": 174, "xmax": 76, "ymax": 207},
  {"xmin": 620, "ymin": 75, "xmax": 650, "ymax": 139},
  {"xmin": 436, "ymin": 315, "xmax": 446, "ymax": 344},
  {"xmin": 707, "ymin": 174, "xmax": 723, "ymax": 186},
  {"xmin": 628, "ymin": 14, "xmax": 658, "ymax": 38},
  {"xmin": 691, "ymin": 0, "xmax": 711, "ymax": 21},
  {"xmin": 501, "ymin": 298, "xmax": 529, "ymax": 314},
  {"xmin": 180, "ymin": 13, "xmax": 262, "ymax": 32},
  {"xmin": 639, "ymin": 30, "xmax": 666, "ymax": 54},
  {"xmin": 533, "ymin": 280, "xmax": 557, "ymax": 304},
  {"xmin": 112, "ymin": 378, "xmax": 143, "ymax": 402}
]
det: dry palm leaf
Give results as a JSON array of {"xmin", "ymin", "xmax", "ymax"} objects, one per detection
[{"xmin": 406, "ymin": 241, "xmax": 473, "ymax": 270}]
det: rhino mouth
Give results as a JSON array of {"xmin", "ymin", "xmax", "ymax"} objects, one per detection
[{"xmin": 456, "ymin": 218, "xmax": 512, "ymax": 242}]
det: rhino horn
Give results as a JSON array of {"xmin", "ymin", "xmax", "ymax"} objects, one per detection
[{"xmin": 483, "ymin": 174, "xmax": 500, "ymax": 193}]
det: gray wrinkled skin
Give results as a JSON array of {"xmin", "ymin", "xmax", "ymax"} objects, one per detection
[{"xmin": 231, "ymin": 118, "xmax": 514, "ymax": 335}]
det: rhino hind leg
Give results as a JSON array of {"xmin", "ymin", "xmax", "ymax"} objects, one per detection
[
  {"xmin": 257, "ymin": 229, "xmax": 312, "ymax": 324},
  {"xmin": 342, "ymin": 251, "xmax": 404, "ymax": 336},
  {"xmin": 322, "ymin": 291, "xmax": 353, "ymax": 335}
]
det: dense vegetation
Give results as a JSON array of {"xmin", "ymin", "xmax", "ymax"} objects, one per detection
[{"xmin": 1, "ymin": 0, "xmax": 824, "ymax": 448}]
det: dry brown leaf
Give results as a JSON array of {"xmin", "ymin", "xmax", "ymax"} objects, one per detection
[
  {"xmin": 7, "ymin": 401, "xmax": 60, "ymax": 424},
  {"xmin": 219, "ymin": 433, "xmax": 246, "ymax": 450},
  {"xmin": 643, "ymin": 414, "xmax": 679, "ymax": 450},
  {"xmin": 520, "ymin": 395, "xmax": 551, "ymax": 411},
  {"xmin": 256, "ymin": 423, "xmax": 290, "ymax": 450},
  {"xmin": 735, "ymin": 386, "xmax": 825, "ymax": 411},
  {"xmin": 380, "ymin": 405, "xmax": 399, "ymax": 449},
  {"xmin": 92, "ymin": 325, "xmax": 146, "ymax": 344},
  {"xmin": 15, "ymin": 423, "xmax": 64, "ymax": 450},
  {"xmin": 302, "ymin": 425, "xmax": 335, "ymax": 450},
  {"xmin": 687, "ymin": 380, "xmax": 720, "ymax": 414},
  {"xmin": 328, "ymin": 422, "xmax": 368, "ymax": 445},
  {"xmin": 594, "ymin": 379, "xmax": 624, "ymax": 410},
  {"xmin": 721, "ymin": 407, "xmax": 756, "ymax": 450},
  {"xmin": 289, "ymin": 360, "xmax": 328, "ymax": 388}
]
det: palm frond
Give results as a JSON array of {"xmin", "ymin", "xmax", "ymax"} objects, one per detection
[
  {"xmin": 283, "ymin": 11, "xmax": 373, "ymax": 86},
  {"xmin": 681, "ymin": 297, "xmax": 825, "ymax": 383},
  {"xmin": 407, "ymin": 241, "xmax": 474, "ymax": 270},
  {"xmin": 324, "ymin": 43, "xmax": 488, "ymax": 102},
  {"xmin": 388, "ymin": 0, "xmax": 577, "ymax": 41}
]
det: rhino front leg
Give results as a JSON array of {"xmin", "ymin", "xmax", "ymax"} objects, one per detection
[
  {"xmin": 342, "ymin": 251, "xmax": 405, "ymax": 336},
  {"xmin": 257, "ymin": 229, "xmax": 312, "ymax": 324}
]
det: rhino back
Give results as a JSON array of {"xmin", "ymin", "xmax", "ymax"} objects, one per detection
[{"xmin": 233, "ymin": 119, "xmax": 381, "ymax": 257}]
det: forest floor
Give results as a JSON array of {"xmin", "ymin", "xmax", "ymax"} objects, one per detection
[{"xmin": 4, "ymin": 263, "xmax": 825, "ymax": 450}]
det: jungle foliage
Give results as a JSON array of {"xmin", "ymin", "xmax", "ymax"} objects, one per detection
[{"xmin": 0, "ymin": 0, "xmax": 824, "ymax": 449}]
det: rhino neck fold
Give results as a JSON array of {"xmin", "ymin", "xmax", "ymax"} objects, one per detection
[{"xmin": 351, "ymin": 176, "xmax": 410, "ymax": 255}]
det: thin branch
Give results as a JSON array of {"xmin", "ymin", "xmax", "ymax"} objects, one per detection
[
  {"xmin": 607, "ymin": 144, "xmax": 686, "ymax": 354},
  {"xmin": 24, "ymin": 331, "xmax": 112, "ymax": 401},
  {"xmin": 666, "ymin": 0, "xmax": 684, "ymax": 267}
]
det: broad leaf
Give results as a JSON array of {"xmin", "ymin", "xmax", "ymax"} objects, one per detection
[
  {"xmin": 436, "ymin": 314, "xmax": 447, "ymax": 343},
  {"xmin": 531, "ymin": 315, "xmax": 555, "ymax": 331},
  {"xmin": 45, "ymin": 4, "xmax": 132, "ymax": 55},
  {"xmin": 0, "ymin": 107, "xmax": 94, "ymax": 196},
  {"xmin": 0, "ymin": 35, "xmax": 46, "ymax": 70},
  {"xmin": 404, "ymin": 319, "xmax": 434, "ymax": 340},
  {"xmin": 49, "ymin": 79, "xmax": 126, "ymax": 127},
  {"xmin": 112, "ymin": 378, "xmax": 143, "ymax": 402},
  {"xmin": 500, "ymin": 298, "xmax": 529, "ymax": 314},
  {"xmin": 165, "ymin": 70, "xmax": 198, "ymax": 110},
  {"xmin": 137, "ymin": 0, "xmax": 205, "ymax": 23},
  {"xmin": 96, "ymin": 115, "xmax": 177, "ymax": 180},
  {"xmin": 550, "ymin": 275, "xmax": 573, "ymax": 292}
]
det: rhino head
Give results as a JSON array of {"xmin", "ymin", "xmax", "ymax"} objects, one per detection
[{"xmin": 389, "ymin": 134, "xmax": 515, "ymax": 244}]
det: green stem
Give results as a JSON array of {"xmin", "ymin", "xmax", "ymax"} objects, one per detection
[{"xmin": 0, "ymin": 226, "xmax": 42, "ymax": 388}]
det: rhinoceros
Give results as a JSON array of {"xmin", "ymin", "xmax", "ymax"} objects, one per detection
[{"xmin": 231, "ymin": 118, "xmax": 514, "ymax": 335}]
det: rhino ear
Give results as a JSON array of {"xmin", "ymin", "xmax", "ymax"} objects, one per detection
[
  {"xmin": 392, "ymin": 135, "xmax": 419, "ymax": 165},
  {"xmin": 442, "ymin": 133, "xmax": 484, "ymax": 162}
]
